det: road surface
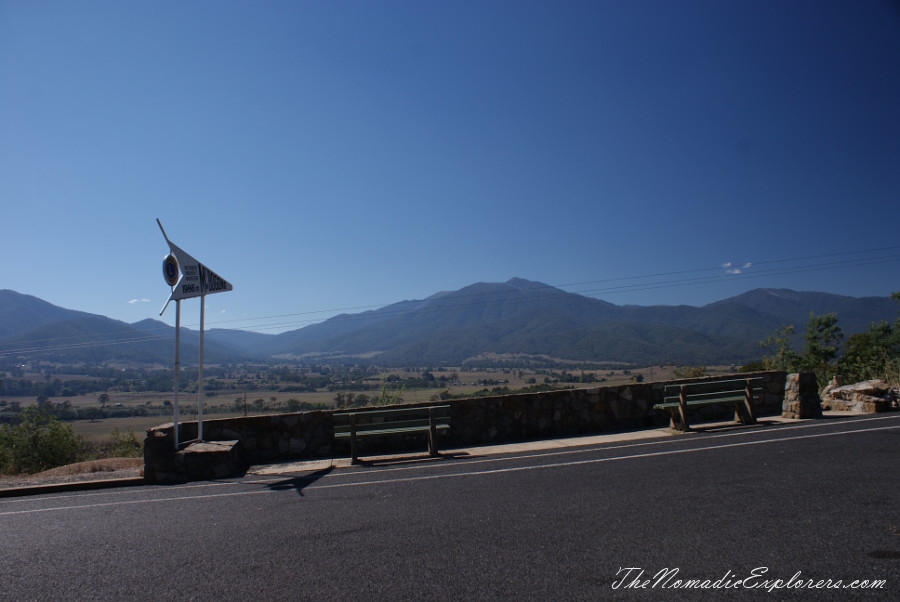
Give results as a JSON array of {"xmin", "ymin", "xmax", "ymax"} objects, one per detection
[{"xmin": 2, "ymin": 414, "xmax": 898, "ymax": 600}]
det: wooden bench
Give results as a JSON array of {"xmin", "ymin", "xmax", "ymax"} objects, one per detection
[
  {"xmin": 654, "ymin": 377, "xmax": 763, "ymax": 431},
  {"xmin": 333, "ymin": 404, "xmax": 451, "ymax": 464}
]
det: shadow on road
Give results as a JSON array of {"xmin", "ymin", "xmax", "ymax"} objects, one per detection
[
  {"xmin": 676, "ymin": 418, "xmax": 785, "ymax": 435},
  {"xmin": 264, "ymin": 466, "xmax": 335, "ymax": 496}
]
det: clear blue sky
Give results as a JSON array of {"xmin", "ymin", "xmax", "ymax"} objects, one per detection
[{"xmin": 2, "ymin": 1, "xmax": 899, "ymax": 334}]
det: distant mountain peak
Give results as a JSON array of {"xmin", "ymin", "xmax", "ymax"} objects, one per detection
[
  {"xmin": 758, "ymin": 288, "xmax": 802, "ymax": 300},
  {"xmin": 506, "ymin": 277, "xmax": 549, "ymax": 288}
]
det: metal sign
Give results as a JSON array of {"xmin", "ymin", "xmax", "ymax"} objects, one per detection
[
  {"xmin": 157, "ymin": 218, "xmax": 233, "ymax": 447},
  {"xmin": 157, "ymin": 219, "xmax": 233, "ymax": 306}
]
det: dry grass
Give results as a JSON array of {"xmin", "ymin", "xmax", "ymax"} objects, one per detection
[
  {"xmin": 0, "ymin": 457, "xmax": 143, "ymax": 490},
  {"xmin": 36, "ymin": 457, "xmax": 142, "ymax": 477},
  {"xmin": 72, "ymin": 416, "xmax": 172, "ymax": 440}
]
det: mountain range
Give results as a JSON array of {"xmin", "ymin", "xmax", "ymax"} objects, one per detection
[{"xmin": 1, "ymin": 280, "xmax": 897, "ymax": 368}]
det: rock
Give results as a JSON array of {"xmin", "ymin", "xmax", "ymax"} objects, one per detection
[
  {"xmin": 821, "ymin": 376, "xmax": 843, "ymax": 400},
  {"xmin": 821, "ymin": 379, "xmax": 891, "ymax": 413}
]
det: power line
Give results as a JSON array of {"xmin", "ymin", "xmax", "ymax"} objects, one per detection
[{"xmin": 0, "ymin": 335, "xmax": 169, "ymax": 357}]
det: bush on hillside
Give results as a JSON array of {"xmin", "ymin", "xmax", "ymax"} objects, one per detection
[{"xmin": 0, "ymin": 406, "xmax": 81, "ymax": 474}]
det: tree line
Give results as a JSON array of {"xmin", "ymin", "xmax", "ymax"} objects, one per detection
[{"xmin": 750, "ymin": 292, "xmax": 900, "ymax": 389}]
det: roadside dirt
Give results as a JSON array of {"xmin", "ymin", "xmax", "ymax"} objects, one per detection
[{"xmin": 0, "ymin": 458, "xmax": 143, "ymax": 490}]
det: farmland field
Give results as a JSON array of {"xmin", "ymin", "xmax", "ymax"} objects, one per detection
[{"xmin": 2, "ymin": 365, "xmax": 739, "ymax": 443}]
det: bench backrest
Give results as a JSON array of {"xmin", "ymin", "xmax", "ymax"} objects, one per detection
[
  {"xmin": 663, "ymin": 377, "xmax": 764, "ymax": 405},
  {"xmin": 333, "ymin": 404, "xmax": 451, "ymax": 436}
]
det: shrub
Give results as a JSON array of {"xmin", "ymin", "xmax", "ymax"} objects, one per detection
[
  {"xmin": 0, "ymin": 406, "xmax": 81, "ymax": 474},
  {"xmin": 109, "ymin": 428, "xmax": 143, "ymax": 458},
  {"xmin": 838, "ymin": 321, "xmax": 900, "ymax": 386},
  {"xmin": 739, "ymin": 361, "xmax": 766, "ymax": 373}
]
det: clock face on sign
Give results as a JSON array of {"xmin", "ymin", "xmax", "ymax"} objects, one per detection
[{"xmin": 163, "ymin": 254, "xmax": 180, "ymax": 287}]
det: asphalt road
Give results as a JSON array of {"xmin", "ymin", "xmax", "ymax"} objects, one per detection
[{"xmin": 2, "ymin": 414, "xmax": 899, "ymax": 601}]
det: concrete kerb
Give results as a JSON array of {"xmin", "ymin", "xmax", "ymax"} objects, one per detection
[{"xmin": 0, "ymin": 476, "xmax": 146, "ymax": 498}]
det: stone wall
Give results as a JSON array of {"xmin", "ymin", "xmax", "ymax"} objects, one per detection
[
  {"xmin": 781, "ymin": 372, "xmax": 823, "ymax": 419},
  {"xmin": 144, "ymin": 371, "xmax": 790, "ymax": 484},
  {"xmin": 447, "ymin": 371, "xmax": 787, "ymax": 445}
]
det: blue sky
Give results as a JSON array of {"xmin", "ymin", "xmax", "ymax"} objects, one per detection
[{"xmin": 2, "ymin": 1, "xmax": 899, "ymax": 334}]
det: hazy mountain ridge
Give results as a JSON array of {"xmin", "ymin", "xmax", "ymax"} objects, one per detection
[
  {"xmin": 709, "ymin": 288, "xmax": 896, "ymax": 335},
  {"xmin": 0, "ymin": 291, "xmax": 250, "ymax": 365},
  {"xmin": 0, "ymin": 282, "xmax": 896, "ymax": 367},
  {"xmin": 0, "ymin": 290, "xmax": 95, "ymax": 338}
]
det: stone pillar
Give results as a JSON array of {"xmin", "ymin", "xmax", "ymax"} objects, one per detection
[{"xmin": 782, "ymin": 372, "xmax": 822, "ymax": 419}]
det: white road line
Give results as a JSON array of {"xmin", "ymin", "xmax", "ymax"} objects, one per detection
[
  {"xmin": 2, "ymin": 420, "xmax": 897, "ymax": 517},
  {"xmin": 0, "ymin": 488, "xmax": 272, "ymax": 516},
  {"xmin": 0, "ymin": 480, "xmax": 235, "ymax": 506}
]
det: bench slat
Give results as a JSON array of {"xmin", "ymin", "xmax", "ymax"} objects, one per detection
[
  {"xmin": 334, "ymin": 406, "xmax": 450, "ymax": 424},
  {"xmin": 661, "ymin": 390, "xmax": 758, "ymax": 405},
  {"xmin": 334, "ymin": 404, "xmax": 450, "ymax": 417},
  {"xmin": 663, "ymin": 378, "xmax": 762, "ymax": 397},
  {"xmin": 334, "ymin": 418, "xmax": 450, "ymax": 435},
  {"xmin": 334, "ymin": 423, "xmax": 451, "ymax": 439},
  {"xmin": 654, "ymin": 394, "xmax": 747, "ymax": 410}
]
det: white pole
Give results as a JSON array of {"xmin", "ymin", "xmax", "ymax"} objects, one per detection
[
  {"xmin": 173, "ymin": 299, "xmax": 181, "ymax": 449},
  {"xmin": 198, "ymin": 295, "xmax": 205, "ymax": 442}
]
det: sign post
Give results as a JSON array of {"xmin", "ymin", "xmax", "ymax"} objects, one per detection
[{"xmin": 157, "ymin": 219, "xmax": 232, "ymax": 447}]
